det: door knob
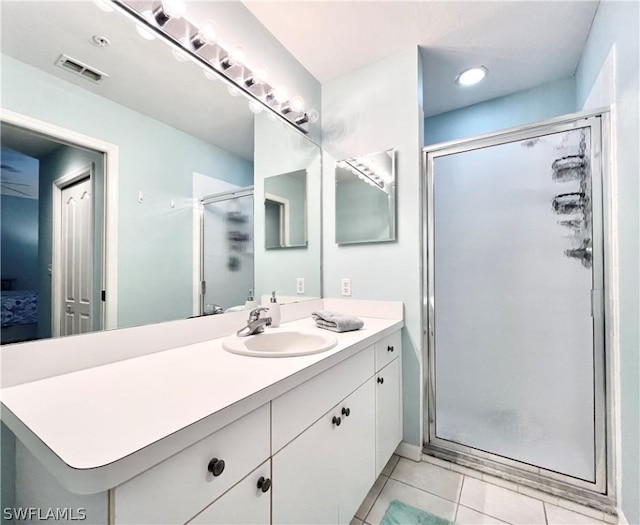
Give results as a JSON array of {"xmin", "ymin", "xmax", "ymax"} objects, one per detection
[
  {"xmin": 377, "ymin": 377, "xmax": 384, "ymax": 384},
  {"xmin": 332, "ymin": 416, "xmax": 341, "ymax": 426},
  {"xmin": 341, "ymin": 407, "xmax": 350, "ymax": 417},
  {"xmin": 387, "ymin": 345, "xmax": 394, "ymax": 352},
  {"xmin": 257, "ymin": 476, "xmax": 271, "ymax": 493},
  {"xmin": 207, "ymin": 458, "xmax": 225, "ymax": 476}
]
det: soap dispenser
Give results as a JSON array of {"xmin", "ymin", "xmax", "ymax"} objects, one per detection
[
  {"xmin": 268, "ymin": 291, "xmax": 281, "ymax": 328},
  {"xmin": 244, "ymin": 289, "xmax": 257, "ymax": 310}
]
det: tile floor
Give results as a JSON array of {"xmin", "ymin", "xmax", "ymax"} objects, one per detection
[{"xmin": 351, "ymin": 455, "xmax": 617, "ymax": 525}]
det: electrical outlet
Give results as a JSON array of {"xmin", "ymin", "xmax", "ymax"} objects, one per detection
[
  {"xmin": 296, "ymin": 277, "xmax": 305, "ymax": 294},
  {"xmin": 341, "ymin": 278, "xmax": 351, "ymax": 297}
]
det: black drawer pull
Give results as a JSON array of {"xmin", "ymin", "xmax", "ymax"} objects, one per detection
[
  {"xmin": 377, "ymin": 377, "xmax": 384, "ymax": 384},
  {"xmin": 341, "ymin": 407, "xmax": 351, "ymax": 417},
  {"xmin": 207, "ymin": 458, "xmax": 225, "ymax": 477},
  {"xmin": 257, "ymin": 476, "xmax": 271, "ymax": 493},
  {"xmin": 387, "ymin": 345, "xmax": 394, "ymax": 352},
  {"xmin": 332, "ymin": 416, "xmax": 342, "ymax": 426}
]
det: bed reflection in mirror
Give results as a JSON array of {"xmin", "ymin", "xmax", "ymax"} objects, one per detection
[{"xmin": 335, "ymin": 149, "xmax": 396, "ymax": 245}]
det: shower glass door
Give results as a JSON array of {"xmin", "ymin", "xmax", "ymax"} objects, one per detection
[
  {"xmin": 200, "ymin": 188, "xmax": 254, "ymax": 314},
  {"xmin": 424, "ymin": 116, "xmax": 606, "ymax": 491}
]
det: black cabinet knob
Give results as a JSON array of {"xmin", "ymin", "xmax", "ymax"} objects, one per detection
[
  {"xmin": 341, "ymin": 407, "xmax": 351, "ymax": 417},
  {"xmin": 377, "ymin": 377, "xmax": 384, "ymax": 384},
  {"xmin": 257, "ymin": 476, "xmax": 271, "ymax": 493},
  {"xmin": 332, "ymin": 416, "xmax": 342, "ymax": 426},
  {"xmin": 387, "ymin": 345, "xmax": 394, "ymax": 352},
  {"xmin": 207, "ymin": 458, "xmax": 225, "ymax": 477}
]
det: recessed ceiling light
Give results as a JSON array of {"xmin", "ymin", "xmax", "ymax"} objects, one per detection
[{"xmin": 455, "ymin": 66, "xmax": 488, "ymax": 86}]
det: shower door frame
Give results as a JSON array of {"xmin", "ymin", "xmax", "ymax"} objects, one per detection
[
  {"xmin": 198, "ymin": 186, "xmax": 254, "ymax": 316},
  {"xmin": 421, "ymin": 109, "xmax": 614, "ymax": 503}
]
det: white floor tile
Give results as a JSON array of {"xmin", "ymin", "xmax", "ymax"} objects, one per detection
[
  {"xmin": 546, "ymin": 503, "xmax": 608, "ymax": 525},
  {"xmin": 456, "ymin": 505, "xmax": 510, "ymax": 524},
  {"xmin": 365, "ymin": 478, "xmax": 457, "ymax": 525},
  {"xmin": 382, "ymin": 454, "xmax": 400, "ymax": 477},
  {"xmin": 355, "ymin": 475, "xmax": 388, "ymax": 520},
  {"xmin": 460, "ymin": 477, "xmax": 546, "ymax": 525},
  {"xmin": 390, "ymin": 458, "xmax": 463, "ymax": 502},
  {"xmin": 556, "ymin": 499, "xmax": 606, "ymax": 521}
]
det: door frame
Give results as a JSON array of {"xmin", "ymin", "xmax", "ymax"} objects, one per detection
[
  {"xmin": 421, "ymin": 108, "xmax": 615, "ymax": 505},
  {"xmin": 0, "ymin": 108, "xmax": 119, "ymax": 330},
  {"xmin": 52, "ymin": 164, "xmax": 93, "ymax": 337}
]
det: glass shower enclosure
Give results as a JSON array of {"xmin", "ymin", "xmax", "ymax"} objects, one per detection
[{"xmin": 423, "ymin": 112, "xmax": 610, "ymax": 498}]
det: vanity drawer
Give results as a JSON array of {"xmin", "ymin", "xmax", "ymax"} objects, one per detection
[
  {"xmin": 374, "ymin": 330, "xmax": 401, "ymax": 371},
  {"xmin": 271, "ymin": 345, "xmax": 374, "ymax": 453},
  {"xmin": 112, "ymin": 404, "xmax": 270, "ymax": 525}
]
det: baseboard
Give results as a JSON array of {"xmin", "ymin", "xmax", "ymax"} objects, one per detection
[
  {"xmin": 617, "ymin": 509, "xmax": 628, "ymax": 525},
  {"xmin": 395, "ymin": 442, "xmax": 422, "ymax": 462}
]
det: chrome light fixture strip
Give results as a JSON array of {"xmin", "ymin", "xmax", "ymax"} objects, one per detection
[{"xmin": 110, "ymin": 0, "xmax": 314, "ymax": 134}]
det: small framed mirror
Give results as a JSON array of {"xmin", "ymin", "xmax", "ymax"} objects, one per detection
[
  {"xmin": 264, "ymin": 169, "xmax": 307, "ymax": 249},
  {"xmin": 335, "ymin": 148, "xmax": 396, "ymax": 244}
]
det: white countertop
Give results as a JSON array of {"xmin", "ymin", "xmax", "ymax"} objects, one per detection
[{"xmin": 1, "ymin": 316, "xmax": 402, "ymax": 493}]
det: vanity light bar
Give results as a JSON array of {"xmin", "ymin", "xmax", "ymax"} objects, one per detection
[
  {"xmin": 339, "ymin": 160, "xmax": 385, "ymax": 189},
  {"xmin": 110, "ymin": 0, "xmax": 317, "ymax": 134}
]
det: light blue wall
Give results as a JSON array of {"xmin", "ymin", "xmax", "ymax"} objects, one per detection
[
  {"xmin": 424, "ymin": 77, "xmax": 577, "ymax": 145},
  {"xmin": 38, "ymin": 145, "xmax": 104, "ymax": 338},
  {"xmin": 322, "ymin": 48, "xmax": 424, "ymax": 446},
  {"xmin": 0, "ymin": 195, "xmax": 38, "ymax": 291},
  {"xmin": 575, "ymin": 2, "xmax": 640, "ymax": 522},
  {"xmin": 1, "ymin": 55, "xmax": 253, "ymax": 329}
]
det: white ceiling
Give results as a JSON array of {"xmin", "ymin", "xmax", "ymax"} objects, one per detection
[
  {"xmin": 244, "ymin": 1, "xmax": 599, "ymax": 117},
  {"xmin": 1, "ymin": 1, "xmax": 255, "ymax": 160}
]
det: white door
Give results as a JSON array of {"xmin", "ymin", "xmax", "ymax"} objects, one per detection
[{"xmin": 60, "ymin": 177, "xmax": 92, "ymax": 336}]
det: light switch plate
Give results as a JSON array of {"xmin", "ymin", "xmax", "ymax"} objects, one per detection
[
  {"xmin": 296, "ymin": 277, "xmax": 305, "ymax": 294},
  {"xmin": 341, "ymin": 278, "xmax": 351, "ymax": 296}
]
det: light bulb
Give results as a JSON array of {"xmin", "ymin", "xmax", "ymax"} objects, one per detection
[
  {"xmin": 161, "ymin": 0, "xmax": 185, "ymax": 19},
  {"xmin": 455, "ymin": 66, "xmax": 488, "ymax": 86},
  {"xmin": 191, "ymin": 19, "xmax": 217, "ymax": 49},
  {"xmin": 306, "ymin": 109, "xmax": 319, "ymax": 124},
  {"xmin": 271, "ymin": 87, "xmax": 289, "ymax": 104},
  {"xmin": 219, "ymin": 46, "xmax": 245, "ymax": 70},
  {"xmin": 249, "ymin": 101, "xmax": 264, "ymax": 114},
  {"xmin": 290, "ymin": 96, "xmax": 305, "ymax": 113},
  {"xmin": 227, "ymin": 86, "xmax": 242, "ymax": 97},
  {"xmin": 245, "ymin": 66, "xmax": 268, "ymax": 87}
]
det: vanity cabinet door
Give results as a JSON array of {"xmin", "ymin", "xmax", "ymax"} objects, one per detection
[
  {"xmin": 187, "ymin": 461, "xmax": 271, "ymax": 525},
  {"xmin": 272, "ymin": 409, "xmax": 339, "ymax": 525},
  {"xmin": 375, "ymin": 357, "xmax": 402, "ymax": 477},
  {"xmin": 337, "ymin": 379, "xmax": 376, "ymax": 525}
]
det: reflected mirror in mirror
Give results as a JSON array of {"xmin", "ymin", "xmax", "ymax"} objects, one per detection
[
  {"xmin": 335, "ymin": 149, "xmax": 396, "ymax": 245},
  {"xmin": 264, "ymin": 170, "xmax": 307, "ymax": 249},
  {"xmin": 0, "ymin": 1, "xmax": 322, "ymax": 346}
]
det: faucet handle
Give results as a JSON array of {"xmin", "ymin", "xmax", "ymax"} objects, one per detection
[{"xmin": 249, "ymin": 307, "xmax": 269, "ymax": 321}]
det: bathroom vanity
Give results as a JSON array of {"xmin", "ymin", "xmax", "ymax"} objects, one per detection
[{"xmin": 1, "ymin": 300, "xmax": 403, "ymax": 525}]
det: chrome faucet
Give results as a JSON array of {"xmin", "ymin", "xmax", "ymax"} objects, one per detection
[{"xmin": 237, "ymin": 307, "xmax": 272, "ymax": 337}]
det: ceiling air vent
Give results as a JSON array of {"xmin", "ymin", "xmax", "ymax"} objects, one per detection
[{"xmin": 55, "ymin": 54, "xmax": 108, "ymax": 83}]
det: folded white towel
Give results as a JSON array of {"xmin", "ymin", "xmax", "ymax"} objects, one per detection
[{"xmin": 311, "ymin": 310, "xmax": 364, "ymax": 332}]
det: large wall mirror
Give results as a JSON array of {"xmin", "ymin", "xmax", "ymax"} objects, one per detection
[
  {"xmin": 335, "ymin": 149, "xmax": 396, "ymax": 244},
  {"xmin": 0, "ymin": 1, "xmax": 322, "ymax": 346}
]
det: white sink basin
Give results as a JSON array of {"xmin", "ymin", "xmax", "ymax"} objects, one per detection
[{"xmin": 222, "ymin": 329, "xmax": 338, "ymax": 357}]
